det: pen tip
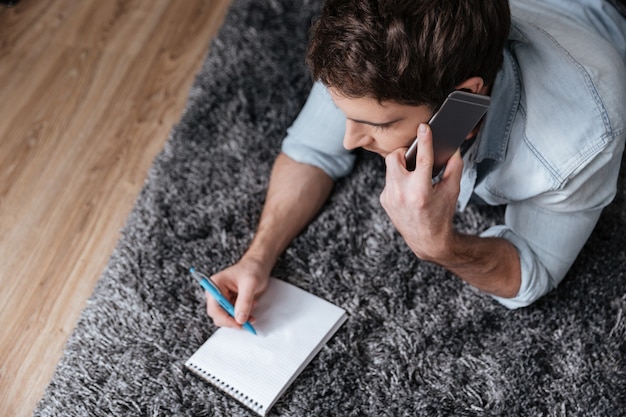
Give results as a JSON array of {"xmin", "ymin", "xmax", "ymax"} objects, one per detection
[{"xmin": 189, "ymin": 267, "xmax": 195, "ymax": 273}]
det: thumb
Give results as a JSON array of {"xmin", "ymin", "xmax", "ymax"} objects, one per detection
[
  {"xmin": 385, "ymin": 148, "xmax": 409, "ymax": 178},
  {"xmin": 233, "ymin": 280, "xmax": 256, "ymax": 324},
  {"xmin": 443, "ymin": 148, "xmax": 464, "ymax": 184}
]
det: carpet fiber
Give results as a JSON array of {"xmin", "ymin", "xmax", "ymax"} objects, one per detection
[{"xmin": 35, "ymin": 0, "xmax": 626, "ymax": 415}]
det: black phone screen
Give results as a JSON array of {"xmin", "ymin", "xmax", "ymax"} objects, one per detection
[{"xmin": 405, "ymin": 90, "xmax": 490, "ymax": 175}]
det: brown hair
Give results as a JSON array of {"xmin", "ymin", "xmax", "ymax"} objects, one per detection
[{"xmin": 307, "ymin": 0, "xmax": 511, "ymax": 109}]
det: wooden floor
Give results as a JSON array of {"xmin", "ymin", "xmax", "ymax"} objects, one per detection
[{"xmin": 0, "ymin": 0, "xmax": 231, "ymax": 415}]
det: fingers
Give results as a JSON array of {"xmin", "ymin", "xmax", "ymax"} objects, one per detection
[
  {"xmin": 384, "ymin": 123, "xmax": 434, "ymax": 186},
  {"xmin": 384, "ymin": 147, "xmax": 410, "ymax": 179},
  {"xmin": 400, "ymin": 121, "xmax": 464, "ymax": 190},
  {"xmin": 386, "ymin": 123, "xmax": 434, "ymax": 178},
  {"xmin": 413, "ymin": 123, "xmax": 435, "ymax": 178},
  {"xmin": 233, "ymin": 279, "xmax": 256, "ymax": 325},
  {"xmin": 205, "ymin": 292, "xmax": 240, "ymax": 329}
]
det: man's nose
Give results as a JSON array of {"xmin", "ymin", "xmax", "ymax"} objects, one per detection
[{"xmin": 343, "ymin": 120, "xmax": 373, "ymax": 150}]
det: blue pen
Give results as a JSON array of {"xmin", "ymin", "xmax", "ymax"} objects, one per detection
[{"xmin": 189, "ymin": 267, "xmax": 257, "ymax": 335}]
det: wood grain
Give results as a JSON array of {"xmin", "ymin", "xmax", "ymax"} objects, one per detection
[{"xmin": 0, "ymin": 0, "xmax": 231, "ymax": 415}]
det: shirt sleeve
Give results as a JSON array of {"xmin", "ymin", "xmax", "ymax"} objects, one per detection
[
  {"xmin": 281, "ymin": 81, "xmax": 355, "ymax": 180},
  {"xmin": 484, "ymin": 142, "xmax": 624, "ymax": 309}
]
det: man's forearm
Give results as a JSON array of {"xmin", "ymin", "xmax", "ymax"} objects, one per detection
[
  {"xmin": 242, "ymin": 153, "xmax": 334, "ymax": 272},
  {"xmin": 433, "ymin": 233, "xmax": 521, "ymax": 299}
]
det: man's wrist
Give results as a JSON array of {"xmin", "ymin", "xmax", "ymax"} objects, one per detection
[
  {"xmin": 241, "ymin": 243, "xmax": 278, "ymax": 277},
  {"xmin": 411, "ymin": 228, "xmax": 461, "ymax": 265}
]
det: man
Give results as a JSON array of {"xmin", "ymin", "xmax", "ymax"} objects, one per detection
[{"xmin": 206, "ymin": 0, "xmax": 626, "ymax": 330}]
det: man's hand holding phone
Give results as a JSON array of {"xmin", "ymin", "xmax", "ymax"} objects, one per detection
[
  {"xmin": 381, "ymin": 123, "xmax": 464, "ymax": 262},
  {"xmin": 386, "ymin": 90, "xmax": 488, "ymax": 258}
]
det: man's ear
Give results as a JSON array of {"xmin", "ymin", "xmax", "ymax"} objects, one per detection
[
  {"xmin": 456, "ymin": 77, "xmax": 489, "ymax": 140},
  {"xmin": 456, "ymin": 77, "xmax": 486, "ymax": 94}
]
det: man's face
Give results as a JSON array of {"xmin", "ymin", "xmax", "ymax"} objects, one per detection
[{"xmin": 329, "ymin": 88, "xmax": 433, "ymax": 157}]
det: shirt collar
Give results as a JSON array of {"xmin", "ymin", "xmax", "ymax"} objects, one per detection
[{"xmin": 472, "ymin": 35, "xmax": 523, "ymax": 163}]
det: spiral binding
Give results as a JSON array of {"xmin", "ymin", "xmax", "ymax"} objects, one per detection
[{"xmin": 187, "ymin": 363, "xmax": 265, "ymax": 415}]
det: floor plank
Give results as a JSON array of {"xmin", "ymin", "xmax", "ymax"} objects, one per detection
[{"xmin": 0, "ymin": 1, "xmax": 231, "ymax": 415}]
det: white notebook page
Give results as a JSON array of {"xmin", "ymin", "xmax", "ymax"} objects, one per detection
[{"xmin": 185, "ymin": 278, "xmax": 348, "ymax": 416}]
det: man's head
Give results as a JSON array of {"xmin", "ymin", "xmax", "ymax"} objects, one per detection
[{"xmin": 307, "ymin": 0, "xmax": 511, "ymax": 110}]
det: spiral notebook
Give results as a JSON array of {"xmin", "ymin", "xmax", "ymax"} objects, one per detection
[{"xmin": 185, "ymin": 278, "xmax": 348, "ymax": 416}]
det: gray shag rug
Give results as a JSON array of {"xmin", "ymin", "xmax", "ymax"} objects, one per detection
[{"xmin": 35, "ymin": 0, "xmax": 626, "ymax": 416}]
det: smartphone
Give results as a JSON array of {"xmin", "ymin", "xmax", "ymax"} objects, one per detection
[{"xmin": 405, "ymin": 90, "xmax": 490, "ymax": 176}]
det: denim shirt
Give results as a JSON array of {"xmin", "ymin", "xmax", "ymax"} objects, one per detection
[{"xmin": 281, "ymin": 0, "xmax": 626, "ymax": 308}]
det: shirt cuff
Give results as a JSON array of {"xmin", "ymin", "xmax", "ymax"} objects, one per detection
[{"xmin": 480, "ymin": 225, "xmax": 557, "ymax": 309}]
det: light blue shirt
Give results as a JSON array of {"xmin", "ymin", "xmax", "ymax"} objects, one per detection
[{"xmin": 281, "ymin": 0, "xmax": 626, "ymax": 308}]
